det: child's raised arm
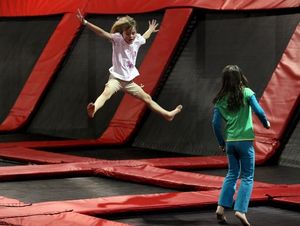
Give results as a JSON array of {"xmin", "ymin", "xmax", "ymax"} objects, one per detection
[
  {"xmin": 76, "ymin": 9, "xmax": 112, "ymax": 41},
  {"xmin": 249, "ymin": 95, "xmax": 271, "ymax": 129},
  {"xmin": 142, "ymin": 19, "xmax": 159, "ymax": 40}
]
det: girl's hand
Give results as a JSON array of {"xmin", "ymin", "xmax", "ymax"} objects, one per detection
[
  {"xmin": 148, "ymin": 19, "xmax": 159, "ymax": 33},
  {"xmin": 266, "ymin": 120, "xmax": 271, "ymax": 129},
  {"xmin": 76, "ymin": 9, "xmax": 86, "ymax": 25},
  {"xmin": 142, "ymin": 19, "xmax": 159, "ymax": 39},
  {"xmin": 219, "ymin": 145, "xmax": 225, "ymax": 152}
]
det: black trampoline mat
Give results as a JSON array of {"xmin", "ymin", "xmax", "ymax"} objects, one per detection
[
  {"xmin": 0, "ymin": 133, "xmax": 69, "ymax": 142},
  {"xmin": 107, "ymin": 206, "xmax": 300, "ymax": 226},
  {"xmin": 193, "ymin": 165, "xmax": 300, "ymax": 184},
  {"xmin": 0, "ymin": 158, "xmax": 25, "ymax": 167},
  {"xmin": 0, "ymin": 176, "xmax": 177, "ymax": 203},
  {"xmin": 44, "ymin": 146, "xmax": 195, "ymax": 160}
]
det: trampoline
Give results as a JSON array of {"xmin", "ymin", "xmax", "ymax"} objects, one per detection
[{"xmin": 0, "ymin": 1, "xmax": 300, "ymax": 226}]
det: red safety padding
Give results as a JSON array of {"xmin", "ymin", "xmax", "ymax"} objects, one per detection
[
  {"xmin": 0, "ymin": 196, "xmax": 31, "ymax": 208},
  {"xmin": 2, "ymin": 212, "xmax": 129, "ymax": 226},
  {"xmin": 86, "ymin": 0, "xmax": 300, "ymax": 13},
  {"xmin": 250, "ymin": 185, "xmax": 294, "ymax": 202},
  {"xmin": 0, "ymin": 189, "xmax": 274, "ymax": 218},
  {"xmin": 0, "ymin": 191, "xmax": 220, "ymax": 218},
  {"xmin": 0, "ymin": 146, "xmax": 96, "ymax": 164},
  {"xmin": 96, "ymin": 164, "xmax": 223, "ymax": 190},
  {"xmin": 0, "ymin": 161, "xmax": 99, "ymax": 181},
  {"xmin": 137, "ymin": 156, "xmax": 228, "ymax": 169},
  {"xmin": 0, "ymin": 157, "xmax": 273, "ymax": 191},
  {"xmin": 254, "ymin": 24, "xmax": 300, "ymax": 163},
  {"xmin": 95, "ymin": 164, "xmax": 273, "ymax": 191},
  {"xmin": 254, "ymin": 136, "xmax": 280, "ymax": 164},
  {"xmin": 273, "ymin": 196, "xmax": 300, "ymax": 206},
  {"xmin": 0, "ymin": 13, "xmax": 82, "ymax": 131},
  {"xmin": 263, "ymin": 184, "xmax": 300, "ymax": 198},
  {"xmin": 78, "ymin": 191, "xmax": 221, "ymax": 215},
  {"xmin": 251, "ymin": 185, "xmax": 300, "ymax": 208},
  {"xmin": 0, "ymin": 159, "xmax": 155, "ymax": 181},
  {"xmin": 1, "ymin": 0, "xmax": 298, "ymax": 16},
  {"xmin": 0, "ymin": 145, "xmax": 227, "ymax": 168},
  {"xmin": 0, "ymin": 0, "xmax": 88, "ymax": 16}
]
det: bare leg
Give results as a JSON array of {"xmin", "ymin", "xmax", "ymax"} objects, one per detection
[
  {"xmin": 132, "ymin": 86, "xmax": 182, "ymax": 121},
  {"xmin": 87, "ymin": 85, "xmax": 115, "ymax": 118},
  {"xmin": 149, "ymin": 100, "xmax": 182, "ymax": 121}
]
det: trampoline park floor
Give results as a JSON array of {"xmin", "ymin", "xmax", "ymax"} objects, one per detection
[
  {"xmin": 1, "ymin": 147, "xmax": 300, "ymax": 226},
  {"xmin": 106, "ymin": 205, "xmax": 300, "ymax": 226}
]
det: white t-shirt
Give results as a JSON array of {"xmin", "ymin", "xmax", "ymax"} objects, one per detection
[{"xmin": 109, "ymin": 33, "xmax": 146, "ymax": 81}]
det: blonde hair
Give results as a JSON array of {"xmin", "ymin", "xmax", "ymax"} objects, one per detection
[{"xmin": 110, "ymin": 15, "xmax": 137, "ymax": 33}]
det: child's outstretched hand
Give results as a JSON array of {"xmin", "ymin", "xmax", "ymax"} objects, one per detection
[
  {"xmin": 148, "ymin": 19, "xmax": 159, "ymax": 33},
  {"xmin": 76, "ymin": 9, "xmax": 85, "ymax": 25},
  {"xmin": 143, "ymin": 19, "xmax": 159, "ymax": 39}
]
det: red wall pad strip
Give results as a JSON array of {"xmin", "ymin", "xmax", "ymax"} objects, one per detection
[
  {"xmin": 252, "ymin": 185, "xmax": 300, "ymax": 205},
  {"xmin": 0, "ymin": 162, "xmax": 98, "ymax": 181},
  {"xmin": 95, "ymin": 165, "xmax": 273, "ymax": 191},
  {"xmin": 0, "ymin": 160, "xmax": 151, "ymax": 181},
  {"xmin": 138, "ymin": 156, "xmax": 228, "ymax": 169},
  {"xmin": 0, "ymin": 0, "xmax": 88, "ymax": 16},
  {"xmin": 262, "ymin": 184, "xmax": 300, "ymax": 198},
  {"xmin": 254, "ymin": 24, "xmax": 300, "ymax": 163},
  {"xmin": 273, "ymin": 197, "xmax": 300, "ymax": 206},
  {"xmin": 0, "ymin": 13, "xmax": 82, "ymax": 131},
  {"xmin": 0, "ymin": 191, "xmax": 220, "ymax": 218},
  {"xmin": 97, "ymin": 8, "xmax": 192, "ymax": 144},
  {"xmin": 87, "ymin": 0, "xmax": 300, "ymax": 13},
  {"xmin": 0, "ymin": 196, "xmax": 31, "ymax": 208},
  {"xmin": 0, "ymin": 0, "xmax": 299, "ymax": 16},
  {"xmin": 2, "ymin": 212, "xmax": 130, "ymax": 226},
  {"xmin": 0, "ymin": 146, "xmax": 96, "ymax": 164},
  {"xmin": 0, "ymin": 190, "xmax": 271, "ymax": 218}
]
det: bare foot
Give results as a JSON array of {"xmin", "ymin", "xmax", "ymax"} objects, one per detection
[
  {"xmin": 216, "ymin": 206, "xmax": 228, "ymax": 224},
  {"xmin": 235, "ymin": 212, "xmax": 251, "ymax": 226},
  {"xmin": 216, "ymin": 212, "xmax": 228, "ymax": 224},
  {"xmin": 165, "ymin": 105, "xmax": 183, "ymax": 121},
  {"xmin": 87, "ymin": 103, "xmax": 95, "ymax": 118}
]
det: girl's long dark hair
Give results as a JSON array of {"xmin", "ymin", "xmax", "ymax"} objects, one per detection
[{"xmin": 213, "ymin": 65, "xmax": 249, "ymax": 112}]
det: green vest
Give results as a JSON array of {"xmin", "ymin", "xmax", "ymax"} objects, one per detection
[{"xmin": 215, "ymin": 87, "xmax": 255, "ymax": 142}]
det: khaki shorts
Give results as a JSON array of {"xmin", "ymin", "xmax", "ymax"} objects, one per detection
[{"xmin": 105, "ymin": 75, "xmax": 144, "ymax": 97}]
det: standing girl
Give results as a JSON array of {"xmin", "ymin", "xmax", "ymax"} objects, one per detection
[
  {"xmin": 212, "ymin": 65, "xmax": 270, "ymax": 226},
  {"xmin": 76, "ymin": 10, "xmax": 182, "ymax": 121}
]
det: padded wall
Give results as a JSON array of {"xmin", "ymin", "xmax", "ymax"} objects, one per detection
[
  {"xmin": 0, "ymin": 16, "xmax": 60, "ymax": 122},
  {"xmin": 133, "ymin": 9, "xmax": 300, "ymax": 155},
  {"xmin": 279, "ymin": 101, "xmax": 300, "ymax": 168}
]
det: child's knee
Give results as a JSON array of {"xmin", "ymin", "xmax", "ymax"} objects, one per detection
[
  {"xmin": 102, "ymin": 88, "xmax": 114, "ymax": 99},
  {"xmin": 143, "ymin": 94, "xmax": 152, "ymax": 104}
]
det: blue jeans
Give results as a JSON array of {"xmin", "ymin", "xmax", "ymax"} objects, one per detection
[{"xmin": 218, "ymin": 141, "xmax": 255, "ymax": 213}]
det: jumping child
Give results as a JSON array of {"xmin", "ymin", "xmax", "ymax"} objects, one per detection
[{"xmin": 76, "ymin": 10, "xmax": 182, "ymax": 121}]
